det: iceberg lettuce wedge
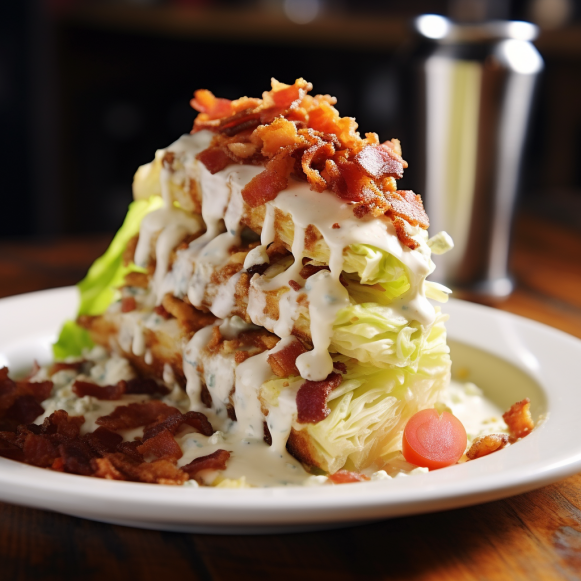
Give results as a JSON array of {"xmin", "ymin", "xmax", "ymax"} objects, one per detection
[{"xmin": 274, "ymin": 311, "xmax": 450, "ymax": 473}]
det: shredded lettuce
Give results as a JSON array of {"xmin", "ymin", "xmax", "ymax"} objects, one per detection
[
  {"xmin": 52, "ymin": 196, "xmax": 163, "ymax": 359},
  {"xmin": 343, "ymin": 244, "xmax": 410, "ymax": 301},
  {"xmin": 263, "ymin": 311, "xmax": 450, "ymax": 474},
  {"xmin": 331, "ymin": 303, "xmax": 425, "ymax": 369}
]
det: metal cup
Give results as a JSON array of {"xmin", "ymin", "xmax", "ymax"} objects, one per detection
[{"xmin": 409, "ymin": 15, "xmax": 543, "ymax": 298}]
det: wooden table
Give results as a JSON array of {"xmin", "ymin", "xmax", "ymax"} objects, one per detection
[{"xmin": 1, "ymin": 212, "xmax": 580, "ymax": 580}]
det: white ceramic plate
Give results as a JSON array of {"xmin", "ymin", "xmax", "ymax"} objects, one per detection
[{"xmin": 1, "ymin": 287, "xmax": 580, "ymax": 534}]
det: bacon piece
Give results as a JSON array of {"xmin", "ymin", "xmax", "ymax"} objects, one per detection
[
  {"xmin": 306, "ymin": 100, "xmax": 361, "ymax": 150},
  {"xmin": 183, "ymin": 411, "xmax": 214, "ymax": 437},
  {"xmin": 5, "ymin": 396, "xmax": 46, "ymax": 425},
  {"xmin": 392, "ymin": 216, "xmax": 419, "ymax": 250},
  {"xmin": 72, "ymin": 380, "xmax": 125, "ymax": 401},
  {"xmin": 217, "ymin": 109, "xmax": 262, "ymax": 137},
  {"xmin": 246, "ymin": 262, "xmax": 270, "ymax": 277},
  {"xmin": 142, "ymin": 413, "xmax": 185, "ymax": 441},
  {"xmin": 241, "ymin": 154, "xmax": 294, "ymax": 208},
  {"xmin": 466, "ymin": 434, "xmax": 509, "ymax": 460},
  {"xmin": 154, "ymin": 304, "xmax": 171, "ymax": 319},
  {"xmin": 123, "ymin": 377, "xmax": 169, "ymax": 396},
  {"xmin": 121, "ymin": 296, "xmax": 137, "ymax": 313},
  {"xmin": 49, "ymin": 361, "xmax": 85, "ymax": 377},
  {"xmin": 270, "ymin": 80, "xmax": 307, "ymax": 109},
  {"xmin": 0, "ymin": 368, "xmax": 17, "ymax": 412},
  {"xmin": 58, "ymin": 440, "xmax": 95, "ymax": 476},
  {"xmin": 267, "ymin": 338, "xmax": 307, "ymax": 378},
  {"xmin": 296, "ymin": 372, "xmax": 342, "ymax": 424},
  {"xmin": 181, "ymin": 449, "xmax": 231, "ymax": 480},
  {"xmin": 22, "ymin": 433, "xmax": 58, "ymax": 467},
  {"xmin": 253, "ymin": 117, "xmax": 305, "ymax": 158},
  {"xmin": 96, "ymin": 401, "xmax": 181, "ymax": 431},
  {"xmin": 17, "ymin": 380, "xmax": 53, "ymax": 402},
  {"xmin": 196, "ymin": 146, "xmax": 232, "ymax": 174},
  {"xmin": 299, "ymin": 263, "xmax": 329, "ymax": 279},
  {"xmin": 137, "ymin": 429, "xmax": 183, "ymax": 461},
  {"xmin": 329, "ymin": 470, "xmax": 370, "ymax": 484},
  {"xmin": 41, "ymin": 410, "xmax": 85, "ymax": 440},
  {"xmin": 302, "ymin": 139, "xmax": 336, "ymax": 193},
  {"xmin": 386, "ymin": 190, "xmax": 429, "ymax": 229},
  {"xmin": 190, "ymin": 89, "xmax": 233, "ymax": 119},
  {"xmin": 334, "ymin": 157, "xmax": 387, "ymax": 209},
  {"xmin": 94, "ymin": 452, "xmax": 188, "ymax": 485},
  {"xmin": 0, "ymin": 432, "xmax": 24, "ymax": 461},
  {"xmin": 503, "ymin": 399, "xmax": 534, "ymax": 440},
  {"xmin": 83, "ymin": 427, "xmax": 124, "ymax": 456},
  {"xmin": 117, "ymin": 441, "xmax": 144, "ymax": 463},
  {"xmin": 130, "ymin": 459, "xmax": 188, "ymax": 485},
  {"xmin": 288, "ymin": 280, "xmax": 301, "ymax": 292},
  {"xmin": 354, "ymin": 144, "xmax": 405, "ymax": 180}
]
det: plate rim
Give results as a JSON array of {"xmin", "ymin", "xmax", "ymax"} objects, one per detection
[{"xmin": 1, "ymin": 286, "xmax": 581, "ymax": 530}]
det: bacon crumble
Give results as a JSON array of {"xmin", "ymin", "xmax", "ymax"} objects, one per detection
[
  {"xmin": 503, "ymin": 398, "xmax": 535, "ymax": 440},
  {"xmin": 0, "ymin": 366, "xmax": 222, "ymax": 486},
  {"xmin": 296, "ymin": 372, "xmax": 342, "ymax": 424},
  {"xmin": 267, "ymin": 337, "xmax": 307, "ymax": 378},
  {"xmin": 466, "ymin": 434, "xmax": 509, "ymax": 460},
  {"xmin": 181, "ymin": 449, "xmax": 231, "ymax": 482},
  {"xmin": 328, "ymin": 470, "xmax": 370, "ymax": 484},
  {"xmin": 191, "ymin": 78, "xmax": 429, "ymax": 249}
]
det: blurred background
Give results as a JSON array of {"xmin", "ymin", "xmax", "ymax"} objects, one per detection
[{"xmin": 2, "ymin": 0, "xmax": 581, "ymax": 237}]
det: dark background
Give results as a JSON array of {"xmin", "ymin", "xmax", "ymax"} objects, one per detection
[{"xmin": 2, "ymin": 0, "xmax": 581, "ymax": 238}]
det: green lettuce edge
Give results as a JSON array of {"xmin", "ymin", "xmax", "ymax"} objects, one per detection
[{"xmin": 52, "ymin": 196, "xmax": 163, "ymax": 359}]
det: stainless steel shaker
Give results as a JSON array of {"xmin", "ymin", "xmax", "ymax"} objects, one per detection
[{"xmin": 408, "ymin": 15, "xmax": 543, "ymax": 298}]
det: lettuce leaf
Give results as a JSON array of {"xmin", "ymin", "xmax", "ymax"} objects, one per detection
[
  {"xmin": 52, "ymin": 196, "xmax": 163, "ymax": 358},
  {"xmin": 331, "ymin": 303, "xmax": 431, "ymax": 369},
  {"xmin": 289, "ymin": 311, "xmax": 450, "ymax": 473},
  {"xmin": 343, "ymin": 244, "xmax": 410, "ymax": 299}
]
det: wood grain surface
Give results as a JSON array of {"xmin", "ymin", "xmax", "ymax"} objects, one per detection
[{"xmin": 1, "ymin": 212, "xmax": 580, "ymax": 581}]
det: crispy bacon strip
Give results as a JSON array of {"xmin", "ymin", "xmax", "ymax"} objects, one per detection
[
  {"xmin": 41, "ymin": 410, "xmax": 85, "ymax": 439},
  {"xmin": 386, "ymin": 190, "xmax": 429, "ymax": 229},
  {"xmin": 123, "ymin": 377, "xmax": 169, "ymax": 396},
  {"xmin": 181, "ymin": 449, "xmax": 231, "ymax": 480},
  {"xmin": 121, "ymin": 296, "xmax": 137, "ymax": 313},
  {"xmin": 354, "ymin": 144, "xmax": 405, "ymax": 180},
  {"xmin": 137, "ymin": 429, "xmax": 183, "ymax": 461},
  {"xmin": 96, "ymin": 401, "xmax": 181, "ymax": 431},
  {"xmin": 196, "ymin": 147, "xmax": 232, "ymax": 175},
  {"xmin": 329, "ymin": 470, "xmax": 370, "ymax": 484},
  {"xmin": 503, "ymin": 399, "xmax": 534, "ymax": 440},
  {"xmin": 83, "ymin": 427, "xmax": 123, "ymax": 456},
  {"xmin": 267, "ymin": 338, "xmax": 307, "ymax": 378},
  {"xmin": 190, "ymin": 78, "xmax": 432, "ymax": 242},
  {"xmin": 296, "ymin": 372, "xmax": 342, "ymax": 424},
  {"xmin": 182, "ymin": 411, "xmax": 214, "ymax": 437},
  {"xmin": 466, "ymin": 434, "xmax": 509, "ymax": 460},
  {"xmin": 241, "ymin": 155, "xmax": 294, "ymax": 207},
  {"xmin": 190, "ymin": 89, "xmax": 233, "ymax": 120},
  {"xmin": 72, "ymin": 380, "xmax": 125, "ymax": 401}
]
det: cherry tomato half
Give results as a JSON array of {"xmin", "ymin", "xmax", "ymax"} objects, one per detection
[{"xmin": 402, "ymin": 409, "xmax": 467, "ymax": 470}]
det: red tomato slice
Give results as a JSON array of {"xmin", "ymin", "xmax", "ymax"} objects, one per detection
[{"xmin": 402, "ymin": 409, "xmax": 467, "ymax": 470}]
